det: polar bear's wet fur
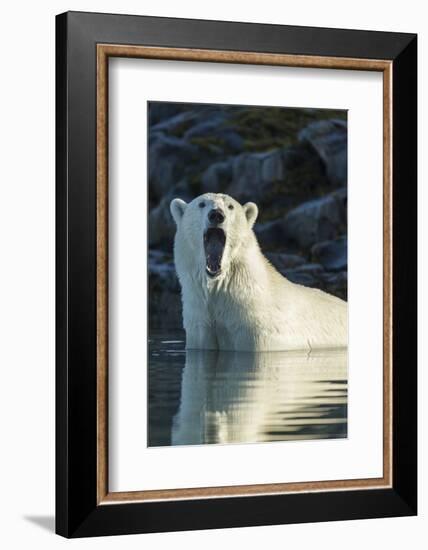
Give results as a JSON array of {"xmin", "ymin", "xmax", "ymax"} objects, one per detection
[{"xmin": 170, "ymin": 192, "xmax": 347, "ymax": 351}]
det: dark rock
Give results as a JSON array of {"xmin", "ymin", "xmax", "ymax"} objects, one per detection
[
  {"xmin": 311, "ymin": 236, "xmax": 347, "ymax": 271},
  {"xmin": 284, "ymin": 263, "xmax": 324, "ymax": 285},
  {"xmin": 149, "ymin": 131, "xmax": 164, "ymax": 145},
  {"xmin": 279, "ymin": 145, "xmax": 311, "ymax": 171},
  {"xmin": 261, "ymin": 149, "xmax": 286, "ymax": 183},
  {"xmin": 228, "ymin": 152, "xmax": 265, "ymax": 201},
  {"xmin": 204, "ymin": 144, "xmax": 325, "ymax": 204},
  {"xmin": 151, "ymin": 110, "xmax": 200, "ymax": 135},
  {"xmin": 331, "ymin": 186, "xmax": 347, "ymax": 210},
  {"xmin": 184, "ymin": 114, "xmax": 225, "ymax": 138},
  {"xmin": 220, "ymin": 131, "xmax": 245, "ymax": 152},
  {"xmin": 201, "ymin": 160, "xmax": 233, "ymax": 194},
  {"xmin": 149, "ymin": 135, "xmax": 199, "ymax": 200},
  {"xmin": 149, "ymin": 181, "xmax": 193, "ymax": 247},
  {"xmin": 149, "ymin": 103, "xmax": 189, "ymax": 126},
  {"xmin": 149, "ymin": 252, "xmax": 179, "ymax": 290},
  {"xmin": 293, "ymin": 263, "xmax": 325, "ymax": 274},
  {"xmin": 282, "ymin": 262, "xmax": 347, "ymax": 301},
  {"xmin": 284, "ymin": 270, "xmax": 317, "ymax": 287},
  {"xmin": 149, "ymin": 248, "xmax": 169, "ymax": 261},
  {"xmin": 299, "ymin": 119, "xmax": 347, "ymax": 186},
  {"xmin": 184, "ymin": 112, "xmax": 244, "ymax": 153},
  {"xmin": 227, "ymin": 148, "xmax": 288, "ymax": 202},
  {"xmin": 149, "ymin": 251, "xmax": 182, "ymax": 328},
  {"xmin": 149, "ymin": 196, "xmax": 176, "ymax": 248},
  {"xmin": 265, "ymin": 252, "xmax": 306, "ymax": 271},
  {"xmin": 282, "ymin": 191, "xmax": 347, "ymax": 249},
  {"xmin": 254, "ymin": 219, "xmax": 287, "ymax": 250},
  {"xmin": 320, "ymin": 271, "xmax": 348, "ymax": 301}
]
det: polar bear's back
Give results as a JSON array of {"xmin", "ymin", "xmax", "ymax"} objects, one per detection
[
  {"xmin": 211, "ymin": 257, "xmax": 348, "ymax": 351},
  {"xmin": 270, "ymin": 271, "xmax": 348, "ymax": 350}
]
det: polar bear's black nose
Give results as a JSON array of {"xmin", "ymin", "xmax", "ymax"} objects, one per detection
[{"xmin": 208, "ymin": 208, "xmax": 225, "ymax": 225}]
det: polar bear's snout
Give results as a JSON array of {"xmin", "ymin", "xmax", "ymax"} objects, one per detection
[{"xmin": 208, "ymin": 208, "xmax": 225, "ymax": 226}]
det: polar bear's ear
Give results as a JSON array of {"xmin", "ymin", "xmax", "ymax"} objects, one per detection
[
  {"xmin": 170, "ymin": 198, "xmax": 187, "ymax": 225},
  {"xmin": 243, "ymin": 202, "xmax": 258, "ymax": 228}
]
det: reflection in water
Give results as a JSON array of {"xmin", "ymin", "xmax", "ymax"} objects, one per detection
[{"xmin": 148, "ymin": 330, "xmax": 347, "ymax": 447}]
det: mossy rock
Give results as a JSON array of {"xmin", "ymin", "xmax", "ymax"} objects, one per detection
[{"xmin": 228, "ymin": 106, "xmax": 347, "ymax": 153}]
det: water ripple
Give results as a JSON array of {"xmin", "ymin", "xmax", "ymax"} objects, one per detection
[{"xmin": 148, "ymin": 330, "xmax": 348, "ymax": 447}]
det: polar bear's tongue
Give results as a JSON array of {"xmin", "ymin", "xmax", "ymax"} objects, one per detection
[{"xmin": 204, "ymin": 228, "xmax": 226, "ymax": 277}]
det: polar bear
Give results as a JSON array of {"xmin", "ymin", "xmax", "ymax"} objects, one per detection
[{"xmin": 170, "ymin": 192, "xmax": 347, "ymax": 351}]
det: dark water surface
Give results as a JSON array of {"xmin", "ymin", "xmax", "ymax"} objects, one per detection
[{"xmin": 148, "ymin": 330, "xmax": 347, "ymax": 447}]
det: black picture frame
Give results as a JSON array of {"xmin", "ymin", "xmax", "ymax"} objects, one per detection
[{"xmin": 56, "ymin": 10, "xmax": 417, "ymax": 538}]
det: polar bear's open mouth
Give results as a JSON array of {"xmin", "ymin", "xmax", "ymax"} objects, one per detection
[{"xmin": 204, "ymin": 228, "xmax": 226, "ymax": 278}]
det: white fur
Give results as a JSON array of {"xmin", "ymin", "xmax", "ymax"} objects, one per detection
[{"xmin": 170, "ymin": 193, "xmax": 347, "ymax": 351}]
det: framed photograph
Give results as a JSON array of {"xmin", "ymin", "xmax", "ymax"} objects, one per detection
[{"xmin": 56, "ymin": 11, "xmax": 417, "ymax": 537}]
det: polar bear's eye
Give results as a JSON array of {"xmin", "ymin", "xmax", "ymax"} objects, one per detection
[
  {"xmin": 199, "ymin": 202, "xmax": 206, "ymax": 208},
  {"xmin": 228, "ymin": 204, "xmax": 234, "ymax": 210}
]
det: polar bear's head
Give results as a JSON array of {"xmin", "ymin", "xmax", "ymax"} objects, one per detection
[{"xmin": 170, "ymin": 193, "xmax": 258, "ymax": 279}]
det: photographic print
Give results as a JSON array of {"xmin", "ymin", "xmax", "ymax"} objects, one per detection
[
  {"xmin": 148, "ymin": 101, "xmax": 348, "ymax": 447},
  {"xmin": 57, "ymin": 14, "xmax": 417, "ymax": 536}
]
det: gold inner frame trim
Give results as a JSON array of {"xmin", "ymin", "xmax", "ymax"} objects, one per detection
[{"xmin": 96, "ymin": 44, "xmax": 393, "ymax": 505}]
